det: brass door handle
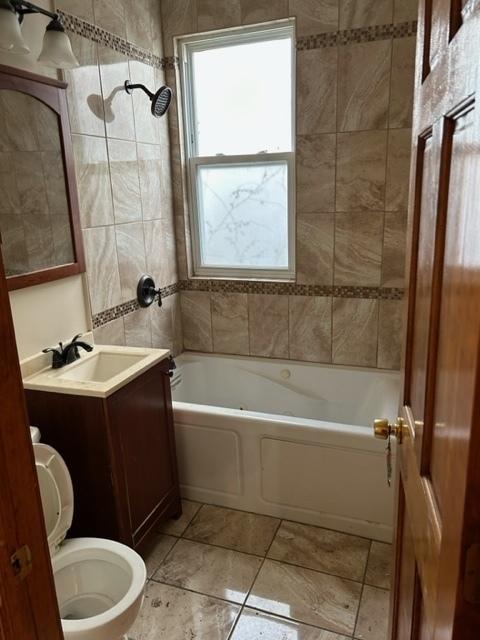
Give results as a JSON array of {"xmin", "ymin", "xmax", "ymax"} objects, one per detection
[{"xmin": 374, "ymin": 417, "xmax": 405, "ymax": 444}]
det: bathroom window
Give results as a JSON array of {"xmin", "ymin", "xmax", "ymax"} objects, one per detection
[{"xmin": 178, "ymin": 22, "xmax": 296, "ymax": 279}]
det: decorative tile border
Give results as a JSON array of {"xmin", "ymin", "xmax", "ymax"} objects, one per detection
[
  {"xmin": 59, "ymin": 10, "xmax": 167, "ymax": 69},
  {"xmin": 296, "ymin": 20, "xmax": 418, "ymax": 51}
]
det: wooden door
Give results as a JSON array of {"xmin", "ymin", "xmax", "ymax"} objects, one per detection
[
  {"xmin": 385, "ymin": 1, "xmax": 480, "ymax": 638},
  {"xmin": 0, "ymin": 249, "xmax": 63, "ymax": 637}
]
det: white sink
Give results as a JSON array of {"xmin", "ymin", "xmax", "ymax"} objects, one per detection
[{"xmin": 23, "ymin": 345, "xmax": 170, "ymax": 398}]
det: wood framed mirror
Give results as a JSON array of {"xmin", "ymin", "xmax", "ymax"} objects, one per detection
[{"xmin": 0, "ymin": 64, "xmax": 85, "ymax": 291}]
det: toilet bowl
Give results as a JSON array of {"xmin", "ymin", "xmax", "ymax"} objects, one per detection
[{"xmin": 33, "ymin": 439, "xmax": 146, "ymax": 640}]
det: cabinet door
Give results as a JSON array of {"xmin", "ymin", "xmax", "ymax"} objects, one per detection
[{"xmin": 108, "ymin": 362, "xmax": 179, "ymax": 545}]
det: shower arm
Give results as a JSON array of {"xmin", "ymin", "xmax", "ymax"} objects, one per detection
[{"xmin": 124, "ymin": 81, "xmax": 154, "ymax": 99}]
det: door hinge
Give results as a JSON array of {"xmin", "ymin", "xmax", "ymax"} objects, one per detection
[
  {"xmin": 11, "ymin": 545, "xmax": 32, "ymax": 581},
  {"xmin": 464, "ymin": 543, "xmax": 480, "ymax": 604}
]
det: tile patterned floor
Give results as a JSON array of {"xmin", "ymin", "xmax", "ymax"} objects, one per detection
[{"xmin": 130, "ymin": 501, "xmax": 392, "ymax": 640}]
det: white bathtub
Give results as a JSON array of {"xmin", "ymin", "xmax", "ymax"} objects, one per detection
[{"xmin": 172, "ymin": 352, "xmax": 400, "ymax": 542}]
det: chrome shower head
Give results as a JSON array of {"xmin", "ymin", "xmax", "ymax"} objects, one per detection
[{"xmin": 124, "ymin": 80, "xmax": 172, "ymax": 117}]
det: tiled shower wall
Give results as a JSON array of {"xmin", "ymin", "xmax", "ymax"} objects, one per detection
[
  {"xmin": 54, "ymin": 0, "xmax": 182, "ymax": 354},
  {"xmin": 161, "ymin": 0, "xmax": 418, "ymax": 369}
]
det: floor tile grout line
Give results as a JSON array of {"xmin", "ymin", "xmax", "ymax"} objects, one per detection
[{"xmin": 352, "ymin": 539, "xmax": 373, "ymax": 639}]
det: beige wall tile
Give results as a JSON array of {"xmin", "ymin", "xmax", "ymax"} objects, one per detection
[
  {"xmin": 249, "ymin": 294, "xmax": 289, "ymax": 358},
  {"xmin": 386, "ymin": 128, "xmax": 412, "ymax": 211},
  {"xmin": 382, "ymin": 213, "xmax": 407, "ymax": 287},
  {"xmin": 334, "ymin": 213, "xmax": 383, "ymax": 286},
  {"xmin": 175, "ymin": 215, "xmax": 189, "ymax": 280},
  {"xmin": 115, "ymin": 222, "xmax": 147, "ymax": 301},
  {"xmin": 298, "ymin": 47, "xmax": 337, "ymax": 135},
  {"xmin": 124, "ymin": 308, "xmax": 153, "ymax": 347},
  {"xmin": 107, "ymin": 139, "xmax": 142, "ymax": 224},
  {"xmin": 55, "ymin": 0, "xmax": 94, "ymax": 21},
  {"xmin": 144, "ymin": 217, "xmax": 178, "ymax": 288},
  {"xmin": 333, "ymin": 297, "xmax": 378, "ymax": 366},
  {"xmin": 23, "ymin": 214, "xmax": 55, "ymax": 271},
  {"xmin": 337, "ymin": 40, "xmax": 391, "ymax": 132},
  {"xmin": 72, "ymin": 134, "xmax": 114, "ymax": 228},
  {"xmin": 0, "ymin": 92, "xmax": 39, "ymax": 151},
  {"xmin": 13, "ymin": 152, "xmax": 48, "ymax": 214},
  {"xmin": 197, "ymin": 0, "xmax": 242, "ymax": 31},
  {"xmin": 93, "ymin": 0, "xmax": 126, "ymax": 38},
  {"xmin": 65, "ymin": 35, "xmax": 105, "ymax": 137},
  {"xmin": 339, "ymin": 0, "xmax": 393, "ymax": 29},
  {"xmin": 241, "ymin": 0, "xmax": 288, "ymax": 24},
  {"xmin": 93, "ymin": 317, "xmax": 126, "ymax": 346},
  {"xmin": 129, "ymin": 60, "xmax": 161, "ymax": 145},
  {"xmin": 336, "ymin": 131, "xmax": 388, "ymax": 211},
  {"xmin": 394, "ymin": 0, "xmax": 418, "ymax": 22},
  {"xmin": 160, "ymin": 0, "xmax": 197, "ymax": 56},
  {"xmin": 297, "ymin": 134, "xmax": 336, "ymax": 212},
  {"xmin": 125, "ymin": 0, "xmax": 154, "ymax": 51},
  {"xmin": 150, "ymin": 294, "xmax": 182, "ymax": 353},
  {"xmin": 297, "ymin": 214, "xmax": 334, "ymax": 285},
  {"xmin": 378, "ymin": 299, "xmax": 403, "ymax": 369},
  {"xmin": 181, "ymin": 291, "xmax": 213, "ymax": 352},
  {"xmin": 389, "ymin": 37, "xmax": 416, "ymax": 129},
  {"xmin": 289, "ymin": 296, "xmax": 332, "ymax": 363},
  {"xmin": 211, "ymin": 293, "xmax": 249, "ymax": 355},
  {"xmin": 98, "ymin": 46, "xmax": 136, "ymax": 141},
  {"xmin": 51, "ymin": 213, "xmax": 75, "ymax": 265},
  {"xmin": 83, "ymin": 226, "xmax": 122, "ymax": 314},
  {"xmin": 138, "ymin": 143, "xmax": 164, "ymax": 220},
  {"xmin": 289, "ymin": 0, "xmax": 339, "ymax": 35},
  {"xmin": 0, "ymin": 214, "xmax": 27, "ymax": 275}
]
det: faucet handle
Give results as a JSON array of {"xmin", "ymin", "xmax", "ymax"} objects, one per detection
[{"xmin": 42, "ymin": 346, "xmax": 64, "ymax": 369}]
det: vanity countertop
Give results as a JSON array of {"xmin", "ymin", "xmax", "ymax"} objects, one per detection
[{"xmin": 22, "ymin": 344, "xmax": 170, "ymax": 398}]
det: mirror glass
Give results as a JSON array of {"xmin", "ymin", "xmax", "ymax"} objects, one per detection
[{"xmin": 0, "ymin": 90, "xmax": 74, "ymax": 277}]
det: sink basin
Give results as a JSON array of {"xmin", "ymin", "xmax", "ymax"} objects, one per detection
[
  {"xmin": 22, "ymin": 345, "xmax": 170, "ymax": 398},
  {"xmin": 57, "ymin": 352, "xmax": 147, "ymax": 383}
]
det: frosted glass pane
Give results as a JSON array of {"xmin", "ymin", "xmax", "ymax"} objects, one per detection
[
  {"xmin": 197, "ymin": 163, "xmax": 289, "ymax": 269},
  {"xmin": 192, "ymin": 37, "xmax": 292, "ymax": 156}
]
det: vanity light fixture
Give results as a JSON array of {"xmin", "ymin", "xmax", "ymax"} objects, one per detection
[{"xmin": 0, "ymin": 0, "xmax": 78, "ymax": 68}]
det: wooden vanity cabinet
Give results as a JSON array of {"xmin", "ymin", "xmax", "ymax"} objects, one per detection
[{"xmin": 25, "ymin": 359, "xmax": 181, "ymax": 551}]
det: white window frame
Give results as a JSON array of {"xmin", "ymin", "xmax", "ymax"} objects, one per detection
[{"xmin": 177, "ymin": 21, "xmax": 296, "ymax": 280}]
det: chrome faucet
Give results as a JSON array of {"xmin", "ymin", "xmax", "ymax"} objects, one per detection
[{"xmin": 43, "ymin": 334, "xmax": 93, "ymax": 369}]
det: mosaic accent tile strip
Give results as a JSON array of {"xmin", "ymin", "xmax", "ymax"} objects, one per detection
[
  {"xmin": 296, "ymin": 20, "xmax": 418, "ymax": 51},
  {"xmin": 92, "ymin": 282, "xmax": 181, "ymax": 329},
  {"xmin": 178, "ymin": 279, "xmax": 404, "ymax": 300},
  {"xmin": 58, "ymin": 10, "xmax": 166, "ymax": 69}
]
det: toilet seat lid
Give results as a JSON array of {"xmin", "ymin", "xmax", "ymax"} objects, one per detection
[{"xmin": 33, "ymin": 443, "xmax": 74, "ymax": 555}]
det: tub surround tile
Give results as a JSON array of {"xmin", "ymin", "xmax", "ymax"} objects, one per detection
[
  {"xmin": 55, "ymin": 0, "xmax": 94, "ymax": 21},
  {"xmin": 336, "ymin": 131, "xmax": 388, "ymax": 212},
  {"xmin": 289, "ymin": 0, "xmax": 339, "ymax": 35},
  {"xmin": 268, "ymin": 521, "xmax": 371, "ymax": 582},
  {"xmin": 197, "ymin": 0, "xmax": 242, "ymax": 31},
  {"xmin": 181, "ymin": 291, "xmax": 213, "ymax": 352},
  {"xmin": 289, "ymin": 296, "xmax": 332, "ymax": 363},
  {"xmin": 115, "ymin": 222, "xmax": 147, "ymax": 302},
  {"xmin": 123, "ymin": 308, "xmax": 152, "ymax": 348},
  {"xmin": 143, "ymin": 534, "xmax": 177, "ymax": 579},
  {"xmin": 297, "ymin": 134, "xmax": 336, "ymax": 212},
  {"xmin": 247, "ymin": 559, "xmax": 361, "ymax": 635},
  {"xmin": 107, "ymin": 139, "xmax": 142, "ymax": 224},
  {"xmin": 144, "ymin": 217, "xmax": 178, "ymax": 289},
  {"xmin": 389, "ymin": 37, "xmax": 416, "ymax": 128},
  {"xmin": 382, "ymin": 213, "xmax": 407, "ymax": 287},
  {"xmin": 125, "ymin": 0, "xmax": 155, "ymax": 51},
  {"xmin": 365, "ymin": 542, "xmax": 393, "ymax": 590},
  {"xmin": 98, "ymin": 46, "xmax": 136, "ymax": 142},
  {"xmin": 334, "ymin": 213, "xmax": 384, "ymax": 287},
  {"xmin": 129, "ymin": 60, "xmax": 161, "ymax": 145},
  {"xmin": 83, "ymin": 225, "xmax": 122, "ymax": 315},
  {"xmin": 337, "ymin": 40, "xmax": 391, "ymax": 132},
  {"xmin": 211, "ymin": 293, "xmax": 249, "ymax": 356},
  {"xmin": 93, "ymin": 0, "xmax": 126, "ymax": 38},
  {"xmin": 128, "ymin": 581, "xmax": 240, "ymax": 640},
  {"xmin": 153, "ymin": 539, "xmax": 262, "ymax": 604},
  {"xmin": 298, "ymin": 47, "xmax": 337, "ymax": 135},
  {"xmin": 93, "ymin": 317, "xmax": 126, "ymax": 346},
  {"xmin": 14, "ymin": 152, "xmax": 48, "ymax": 215},
  {"xmin": 137, "ymin": 143, "xmax": 164, "ymax": 221},
  {"xmin": 297, "ymin": 214, "xmax": 334, "ymax": 285},
  {"xmin": 150, "ymin": 294, "xmax": 180, "ymax": 354},
  {"xmin": 248, "ymin": 294, "xmax": 289, "ymax": 359},
  {"xmin": 339, "ymin": 0, "xmax": 393, "ymax": 29},
  {"xmin": 378, "ymin": 299, "xmax": 403, "ymax": 370},
  {"xmin": 184, "ymin": 505, "xmax": 280, "ymax": 556},
  {"xmin": 386, "ymin": 129, "xmax": 412, "ymax": 211},
  {"xmin": 394, "ymin": 0, "xmax": 418, "ymax": 23},
  {"xmin": 72, "ymin": 135, "xmax": 114, "ymax": 228},
  {"xmin": 241, "ymin": 0, "xmax": 288, "ymax": 24},
  {"xmin": 158, "ymin": 499, "xmax": 203, "ymax": 536},
  {"xmin": 354, "ymin": 585, "xmax": 390, "ymax": 640},
  {"xmin": 160, "ymin": 0, "xmax": 197, "ymax": 56},
  {"xmin": 333, "ymin": 298, "xmax": 378, "ymax": 367},
  {"xmin": 231, "ymin": 609, "xmax": 350, "ymax": 640},
  {"xmin": 23, "ymin": 214, "xmax": 55, "ymax": 271}
]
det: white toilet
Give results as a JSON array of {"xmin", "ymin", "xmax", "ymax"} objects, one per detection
[{"xmin": 31, "ymin": 428, "xmax": 146, "ymax": 640}]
